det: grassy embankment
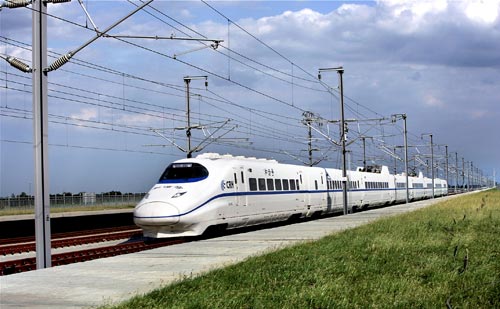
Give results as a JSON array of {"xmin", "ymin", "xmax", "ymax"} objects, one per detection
[
  {"xmin": 0, "ymin": 205, "xmax": 135, "ymax": 217},
  {"xmin": 108, "ymin": 190, "xmax": 500, "ymax": 308}
]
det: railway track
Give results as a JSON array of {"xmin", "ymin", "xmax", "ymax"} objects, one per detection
[
  {"xmin": 0, "ymin": 227, "xmax": 184, "ymax": 276},
  {"xmin": 0, "ymin": 226, "xmax": 142, "ymax": 255}
]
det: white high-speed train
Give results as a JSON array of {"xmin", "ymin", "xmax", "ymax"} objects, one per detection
[{"xmin": 134, "ymin": 153, "xmax": 447, "ymax": 238}]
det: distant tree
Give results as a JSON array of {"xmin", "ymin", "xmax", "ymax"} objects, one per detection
[{"xmin": 19, "ymin": 192, "xmax": 28, "ymax": 198}]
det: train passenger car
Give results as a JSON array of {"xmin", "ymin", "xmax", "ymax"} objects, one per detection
[{"xmin": 134, "ymin": 153, "xmax": 447, "ymax": 238}]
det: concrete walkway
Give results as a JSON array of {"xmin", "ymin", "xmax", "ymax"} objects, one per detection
[{"xmin": 0, "ymin": 194, "xmax": 463, "ymax": 308}]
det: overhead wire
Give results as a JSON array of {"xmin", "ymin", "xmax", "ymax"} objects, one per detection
[{"xmin": 0, "ymin": 1, "xmax": 438, "ymax": 170}]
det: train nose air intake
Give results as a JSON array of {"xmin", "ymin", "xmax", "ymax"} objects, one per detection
[{"xmin": 134, "ymin": 201, "xmax": 180, "ymax": 226}]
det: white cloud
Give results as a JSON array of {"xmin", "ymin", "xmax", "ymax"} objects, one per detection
[
  {"xmin": 464, "ymin": 0, "xmax": 500, "ymax": 24},
  {"xmin": 423, "ymin": 94, "xmax": 445, "ymax": 108},
  {"xmin": 70, "ymin": 108, "xmax": 98, "ymax": 122}
]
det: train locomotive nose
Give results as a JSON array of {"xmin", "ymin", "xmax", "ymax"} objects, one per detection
[{"xmin": 134, "ymin": 201, "xmax": 180, "ymax": 226}]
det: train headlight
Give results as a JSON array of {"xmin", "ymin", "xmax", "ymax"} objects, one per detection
[{"xmin": 171, "ymin": 191, "xmax": 186, "ymax": 198}]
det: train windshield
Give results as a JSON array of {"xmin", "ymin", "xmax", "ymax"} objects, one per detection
[{"xmin": 159, "ymin": 163, "xmax": 209, "ymax": 183}]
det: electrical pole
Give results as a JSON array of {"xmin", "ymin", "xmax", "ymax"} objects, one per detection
[
  {"xmin": 361, "ymin": 136, "xmax": 367, "ymax": 170},
  {"xmin": 184, "ymin": 78, "xmax": 192, "ymax": 158},
  {"xmin": 32, "ymin": 0, "xmax": 51, "ymax": 269},
  {"xmin": 445, "ymin": 145, "xmax": 449, "ymax": 194},
  {"xmin": 462, "ymin": 158, "xmax": 465, "ymax": 191},
  {"xmin": 302, "ymin": 111, "xmax": 315, "ymax": 167},
  {"xmin": 465, "ymin": 161, "xmax": 470, "ymax": 191},
  {"xmin": 454, "ymin": 152, "xmax": 458, "ymax": 193},
  {"xmin": 470, "ymin": 162, "xmax": 474, "ymax": 190},
  {"xmin": 422, "ymin": 133, "xmax": 434, "ymax": 198},
  {"xmin": 183, "ymin": 76, "xmax": 207, "ymax": 158},
  {"xmin": 308, "ymin": 118, "xmax": 313, "ymax": 167},
  {"xmin": 392, "ymin": 113, "xmax": 410, "ymax": 203},
  {"xmin": 338, "ymin": 68, "xmax": 348, "ymax": 215},
  {"xmin": 431, "ymin": 134, "xmax": 434, "ymax": 198},
  {"xmin": 318, "ymin": 67, "xmax": 348, "ymax": 215},
  {"xmin": 393, "ymin": 147, "xmax": 397, "ymax": 174}
]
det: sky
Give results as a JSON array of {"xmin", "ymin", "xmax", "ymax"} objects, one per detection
[{"xmin": 0, "ymin": 0, "xmax": 499, "ymax": 196}]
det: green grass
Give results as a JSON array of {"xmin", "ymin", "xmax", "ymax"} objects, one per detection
[{"xmin": 107, "ymin": 189, "xmax": 500, "ymax": 308}]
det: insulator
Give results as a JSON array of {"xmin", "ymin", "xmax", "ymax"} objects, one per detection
[
  {"xmin": 0, "ymin": 0, "xmax": 31, "ymax": 9},
  {"xmin": 6, "ymin": 56, "xmax": 32, "ymax": 73},
  {"xmin": 44, "ymin": 53, "xmax": 71, "ymax": 72}
]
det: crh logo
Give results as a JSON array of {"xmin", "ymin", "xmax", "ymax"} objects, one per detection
[{"xmin": 221, "ymin": 180, "xmax": 234, "ymax": 191}]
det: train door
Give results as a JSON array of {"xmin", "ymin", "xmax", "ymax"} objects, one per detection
[
  {"xmin": 297, "ymin": 171, "xmax": 306, "ymax": 207},
  {"xmin": 233, "ymin": 166, "xmax": 247, "ymax": 207}
]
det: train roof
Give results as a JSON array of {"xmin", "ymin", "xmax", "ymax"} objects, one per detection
[{"xmin": 196, "ymin": 153, "xmax": 279, "ymax": 164}]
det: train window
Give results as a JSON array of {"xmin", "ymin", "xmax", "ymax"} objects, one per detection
[
  {"xmin": 290, "ymin": 179, "xmax": 296, "ymax": 190},
  {"xmin": 159, "ymin": 163, "xmax": 209, "ymax": 183},
  {"xmin": 321, "ymin": 176, "xmax": 324, "ymax": 184},
  {"xmin": 300, "ymin": 174, "xmax": 303, "ymax": 184},
  {"xmin": 296, "ymin": 179, "xmax": 300, "ymax": 190},
  {"xmin": 275, "ymin": 179, "xmax": 282, "ymax": 190},
  {"xmin": 249, "ymin": 178, "xmax": 257, "ymax": 191},
  {"xmin": 241, "ymin": 171, "xmax": 245, "ymax": 183},
  {"xmin": 267, "ymin": 179, "xmax": 274, "ymax": 191},
  {"xmin": 234, "ymin": 173, "xmax": 237, "ymax": 185},
  {"xmin": 283, "ymin": 179, "xmax": 289, "ymax": 190},
  {"xmin": 315, "ymin": 180, "xmax": 318, "ymax": 190},
  {"xmin": 258, "ymin": 178, "xmax": 266, "ymax": 191}
]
